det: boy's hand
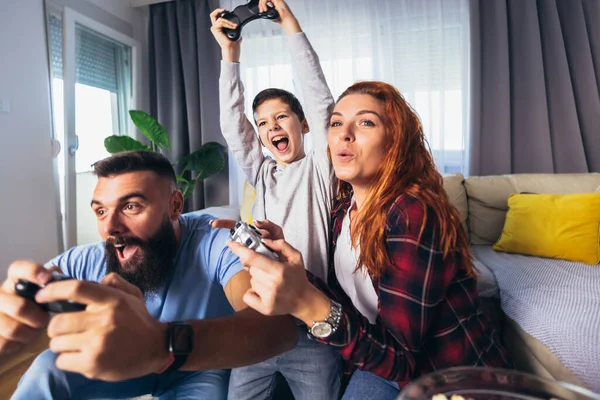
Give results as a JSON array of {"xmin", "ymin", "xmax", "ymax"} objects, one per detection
[
  {"xmin": 209, "ymin": 8, "xmax": 241, "ymax": 62},
  {"xmin": 253, "ymin": 220, "xmax": 284, "ymax": 240},
  {"xmin": 210, "ymin": 219, "xmax": 285, "ymax": 241},
  {"xmin": 258, "ymin": 0, "xmax": 301, "ymax": 35}
]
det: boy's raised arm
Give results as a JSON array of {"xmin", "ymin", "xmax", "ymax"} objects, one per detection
[
  {"xmin": 279, "ymin": 5, "xmax": 335, "ymax": 163},
  {"xmin": 211, "ymin": 8, "xmax": 265, "ymax": 187}
]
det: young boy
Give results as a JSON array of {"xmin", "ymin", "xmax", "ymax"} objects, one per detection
[{"xmin": 210, "ymin": 1, "xmax": 340, "ymax": 399}]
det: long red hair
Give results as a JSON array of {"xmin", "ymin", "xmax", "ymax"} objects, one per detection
[{"xmin": 334, "ymin": 81, "xmax": 473, "ymax": 279}]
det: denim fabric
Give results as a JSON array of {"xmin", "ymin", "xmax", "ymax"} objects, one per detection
[
  {"xmin": 227, "ymin": 326, "xmax": 342, "ymax": 400},
  {"xmin": 342, "ymin": 369, "xmax": 400, "ymax": 400},
  {"xmin": 12, "ymin": 349, "xmax": 230, "ymax": 400}
]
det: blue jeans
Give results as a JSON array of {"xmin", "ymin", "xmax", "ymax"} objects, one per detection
[
  {"xmin": 342, "ymin": 370, "xmax": 400, "ymax": 400},
  {"xmin": 11, "ymin": 349, "xmax": 230, "ymax": 400},
  {"xmin": 228, "ymin": 325, "xmax": 342, "ymax": 400}
]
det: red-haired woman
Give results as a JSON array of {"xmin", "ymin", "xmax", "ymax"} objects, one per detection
[{"xmin": 227, "ymin": 81, "xmax": 511, "ymax": 398}]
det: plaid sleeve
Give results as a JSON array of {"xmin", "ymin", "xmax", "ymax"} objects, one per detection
[{"xmin": 310, "ymin": 195, "xmax": 457, "ymax": 384}]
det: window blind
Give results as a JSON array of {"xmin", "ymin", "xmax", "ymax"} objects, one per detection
[{"xmin": 49, "ymin": 14, "xmax": 124, "ymax": 93}]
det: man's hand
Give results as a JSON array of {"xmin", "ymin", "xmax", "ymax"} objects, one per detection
[
  {"xmin": 0, "ymin": 261, "xmax": 52, "ymax": 355},
  {"xmin": 100, "ymin": 272, "xmax": 144, "ymax": 301},
  {"xmin": 209, "ymin": 8, "xmax": 241, "ymax": 62},
  {"xmin": 258, "ymin": 0, "xmax": 301, "ymax": 35},
  {"xmin": 35, "ymin": 277, "xmax": 169, "ymax": 381}
]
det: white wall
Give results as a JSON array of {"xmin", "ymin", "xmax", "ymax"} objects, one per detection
[
  {"xmin": 76, "ymin": 172, "xmax": 101, "ymax": 245},
  {"xmin": 0, "ymin": 0, "xmax": 61, "ymax": 279},
  {"xmin": 86, "ymin": 0, "xmax": 135, "ymax": 24},
  {"xmin": 0, "ymin": 0, "xmax": 144, "ymax": 279},
  {"xmin": 49, "ymin": 0, "xmax": 134, "ymax": 37}
]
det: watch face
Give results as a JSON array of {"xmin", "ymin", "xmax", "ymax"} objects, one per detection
[
  {"xmin": 170, "ymin": 324, "xmax": 194, "ymax": 355},
  {"xmin": 311, "ymin": 321, "xmax": 333, "ymax": 338}
]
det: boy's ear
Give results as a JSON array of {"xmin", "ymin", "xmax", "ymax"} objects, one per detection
[{"xmin": 301, "ymin": 119, "xmax": 310, "ymax": 135}]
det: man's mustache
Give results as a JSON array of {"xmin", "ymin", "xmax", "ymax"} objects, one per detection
[{"xmin": 106, "ymin": 236, "xmax": 145, "ymax": 247}]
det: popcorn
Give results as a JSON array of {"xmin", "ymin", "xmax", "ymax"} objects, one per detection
[{"xmin": 432, "ymin": 395, "xmax": 473, "ymax": 400}]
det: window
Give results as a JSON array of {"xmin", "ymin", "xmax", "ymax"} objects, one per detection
[
  {"xmin": 222, "ymin": 0, "xmax": 470, "ymax": 204},
  {"xmin": 46, "ymin": 9, "xmax": 136, "ymax": 248},
  {"xmin": 49, "ymin": 14, "xmax": 132, "ymax": 173}
]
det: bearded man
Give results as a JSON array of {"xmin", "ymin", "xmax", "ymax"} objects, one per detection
[{"xmin": 2, "ymin": 151, "xmax": 296, "ymax": 399}]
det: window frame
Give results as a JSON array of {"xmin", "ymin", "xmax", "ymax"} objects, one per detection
[{"xmin": 45, "ymin": 3, "xmax": 141, "ymax": 250}]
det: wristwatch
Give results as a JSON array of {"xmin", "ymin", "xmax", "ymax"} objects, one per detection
[
  {"xmin": 156, "ymin": 321, "xmax": 194, "ymax": 374},
  {"xmin": 309, "ymin": 300, "xmax": 342, "ymax": 339}
]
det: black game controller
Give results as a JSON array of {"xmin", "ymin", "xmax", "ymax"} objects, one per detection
[
  {"xmin": 15, "ymin": 271, "xmax": 86, "ymax": 313},
  {"xmin": 219, "ymin": 0, "xmax": 279, "ymax": 41}
]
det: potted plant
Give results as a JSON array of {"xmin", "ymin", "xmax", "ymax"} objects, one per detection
[{"xmin": 104, "ymin": 110, "xmax": 225, "ymax": 200}]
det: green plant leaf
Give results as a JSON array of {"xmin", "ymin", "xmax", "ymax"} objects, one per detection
[
  {"xmin": 182, "ymin": 142, "xmax": 226, "ymax": 181},
  {"xmin": 104, "ymin": 135, "xmax": 150, "ymax": 154},
  {"xmin": 180, "ymin": 181, "xmax": 195, "ymax": 200},
  {"xmin": 129, "ymin": 110, "xmax": 171, "ymax": 150},
  {"xmin": 176, "ymin": 175, "xmax": 190, "ymax": 184}
]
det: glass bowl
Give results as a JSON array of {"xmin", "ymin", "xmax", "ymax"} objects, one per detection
[{"xmin": 398, "ymin": 367, "xmax": 600, "ymax": 400}]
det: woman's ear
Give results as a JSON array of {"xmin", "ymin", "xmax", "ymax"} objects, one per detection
[{"xmin": 170, "ymin": 190, "xmax": 185, "ymax": 219}]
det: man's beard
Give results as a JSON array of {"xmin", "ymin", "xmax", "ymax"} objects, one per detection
[{"xmin": 105, "ymin": 218, "xmax": 178, "ymax": 296}]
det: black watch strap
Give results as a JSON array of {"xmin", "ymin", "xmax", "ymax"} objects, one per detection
[
  {"xmin": 162, "ymin": 321, "xmax": 193, "ymax": 374},
  {"xmin": 163, "ymin": 353, "xmax": 188, "ymax": 374}
]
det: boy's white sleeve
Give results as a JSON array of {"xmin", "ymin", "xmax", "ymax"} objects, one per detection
[
  {"xmin": 219, "ymin": 61, "xmax": 265, "ymax": 187},
  {"xmin": 288, "ymin": 32, "xmax": 335, "ymax": 168}
]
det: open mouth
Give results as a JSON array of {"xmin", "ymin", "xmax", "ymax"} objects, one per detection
[
  {"xmin": 113, "ymin": 242, "xmax": 140, "ymax": 265},
  {"xmin": 271, "ymin": 135, "xmax": 290, "ymax": 153}
]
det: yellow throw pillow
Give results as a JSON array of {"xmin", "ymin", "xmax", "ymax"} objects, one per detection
[
  {"xmin": 240, "ymin": 180, "xmax": 256, "ymax": 224},
  {"xmin": 493, "ymin": 193, "xmax": 600, "ymax": 264}
]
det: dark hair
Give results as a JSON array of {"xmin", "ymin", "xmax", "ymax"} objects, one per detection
[
  {"xmin": 93, "ymin": 150, "xmax": 176, "ymax": 185},
  {"xmin": 252, "ymin": 88, "xmax": 305, "ymax": 122}
]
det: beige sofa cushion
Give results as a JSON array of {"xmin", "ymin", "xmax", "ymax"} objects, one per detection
[
  {"xmin": 465, "ymin": 173, "xmax": 600, "ymax": 244},
  {"xmin": 442, "ymin": 173, "xmax": 468, "ymax": 235},
  {"xmin": 503, "ymin": 317, "xmax": 588, "ymax": 389}
]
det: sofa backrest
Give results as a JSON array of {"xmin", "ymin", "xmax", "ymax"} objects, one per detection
[
  {"xmin": 464, "ymin": 173, "xmax": 600, "ymax": 244},
  {"xmin": 442, "ymin": 173, "xmax": 469, "ymax": 235},
  {"xmin": 242, "ymin": 173, "xmax": 600, "ymax": 246}
]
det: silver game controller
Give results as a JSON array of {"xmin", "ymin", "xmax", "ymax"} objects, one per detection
[{"xmin": 230, "ymin": 221, "xmax": 278, "ymax": 260}]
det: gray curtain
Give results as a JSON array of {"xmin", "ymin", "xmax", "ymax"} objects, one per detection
[
  {"xmin": 469, "ymin": 0, "xmax": 600, "ymax": 175},
  {"xmin": 149, "ymin": 0, "xmax": 228, "ymax": 211}
]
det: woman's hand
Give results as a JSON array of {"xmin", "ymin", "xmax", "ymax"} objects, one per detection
[
  {"xmin": 209, "ymin": 8, "xmax": 241, "ymax": 62},
  {"xmin": 258, "ymin": 0, "xmax": 301, "ymax": 35},
  {"xmin": 228, "ymin": 238, "xmax": 308, "ymax": 316},
  {"xmin": 227, "ymin": 238, "xmax": 333, "ymax": 325}
]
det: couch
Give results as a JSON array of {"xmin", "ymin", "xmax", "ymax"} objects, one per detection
[
  {"xmin": 442, "ymin": 172, "xmax": 600, "ymax": 391},
  {"xmin": 234, "ymin": 172, "xmax": 600, "ymax": 390},
  {"xmin": 3, "ymin": 174, "xmax": 598, "ymax": 397}
]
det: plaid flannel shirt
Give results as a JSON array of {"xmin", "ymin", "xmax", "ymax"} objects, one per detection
[{"xmin": 307, "ymin": 193, "xmax": 511, "ymax": 388}]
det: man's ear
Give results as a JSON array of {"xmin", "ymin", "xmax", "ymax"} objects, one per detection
[
  {"xmin": 170, "ymin": 190, "xmax": 185, "ymax": 220},
  {"xmin": 301, "ymin": 119, "xmax": 310, "ymax": 135}
]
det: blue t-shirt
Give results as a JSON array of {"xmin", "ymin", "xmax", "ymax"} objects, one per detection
[{"xmin": 46, "ymin": 213, "xmax": 243, "ymax": 322}]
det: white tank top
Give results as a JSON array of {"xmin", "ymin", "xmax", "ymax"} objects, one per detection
[{"xmin": 333, "ymin": 201, "xmax": 379, "ymax": 324}]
